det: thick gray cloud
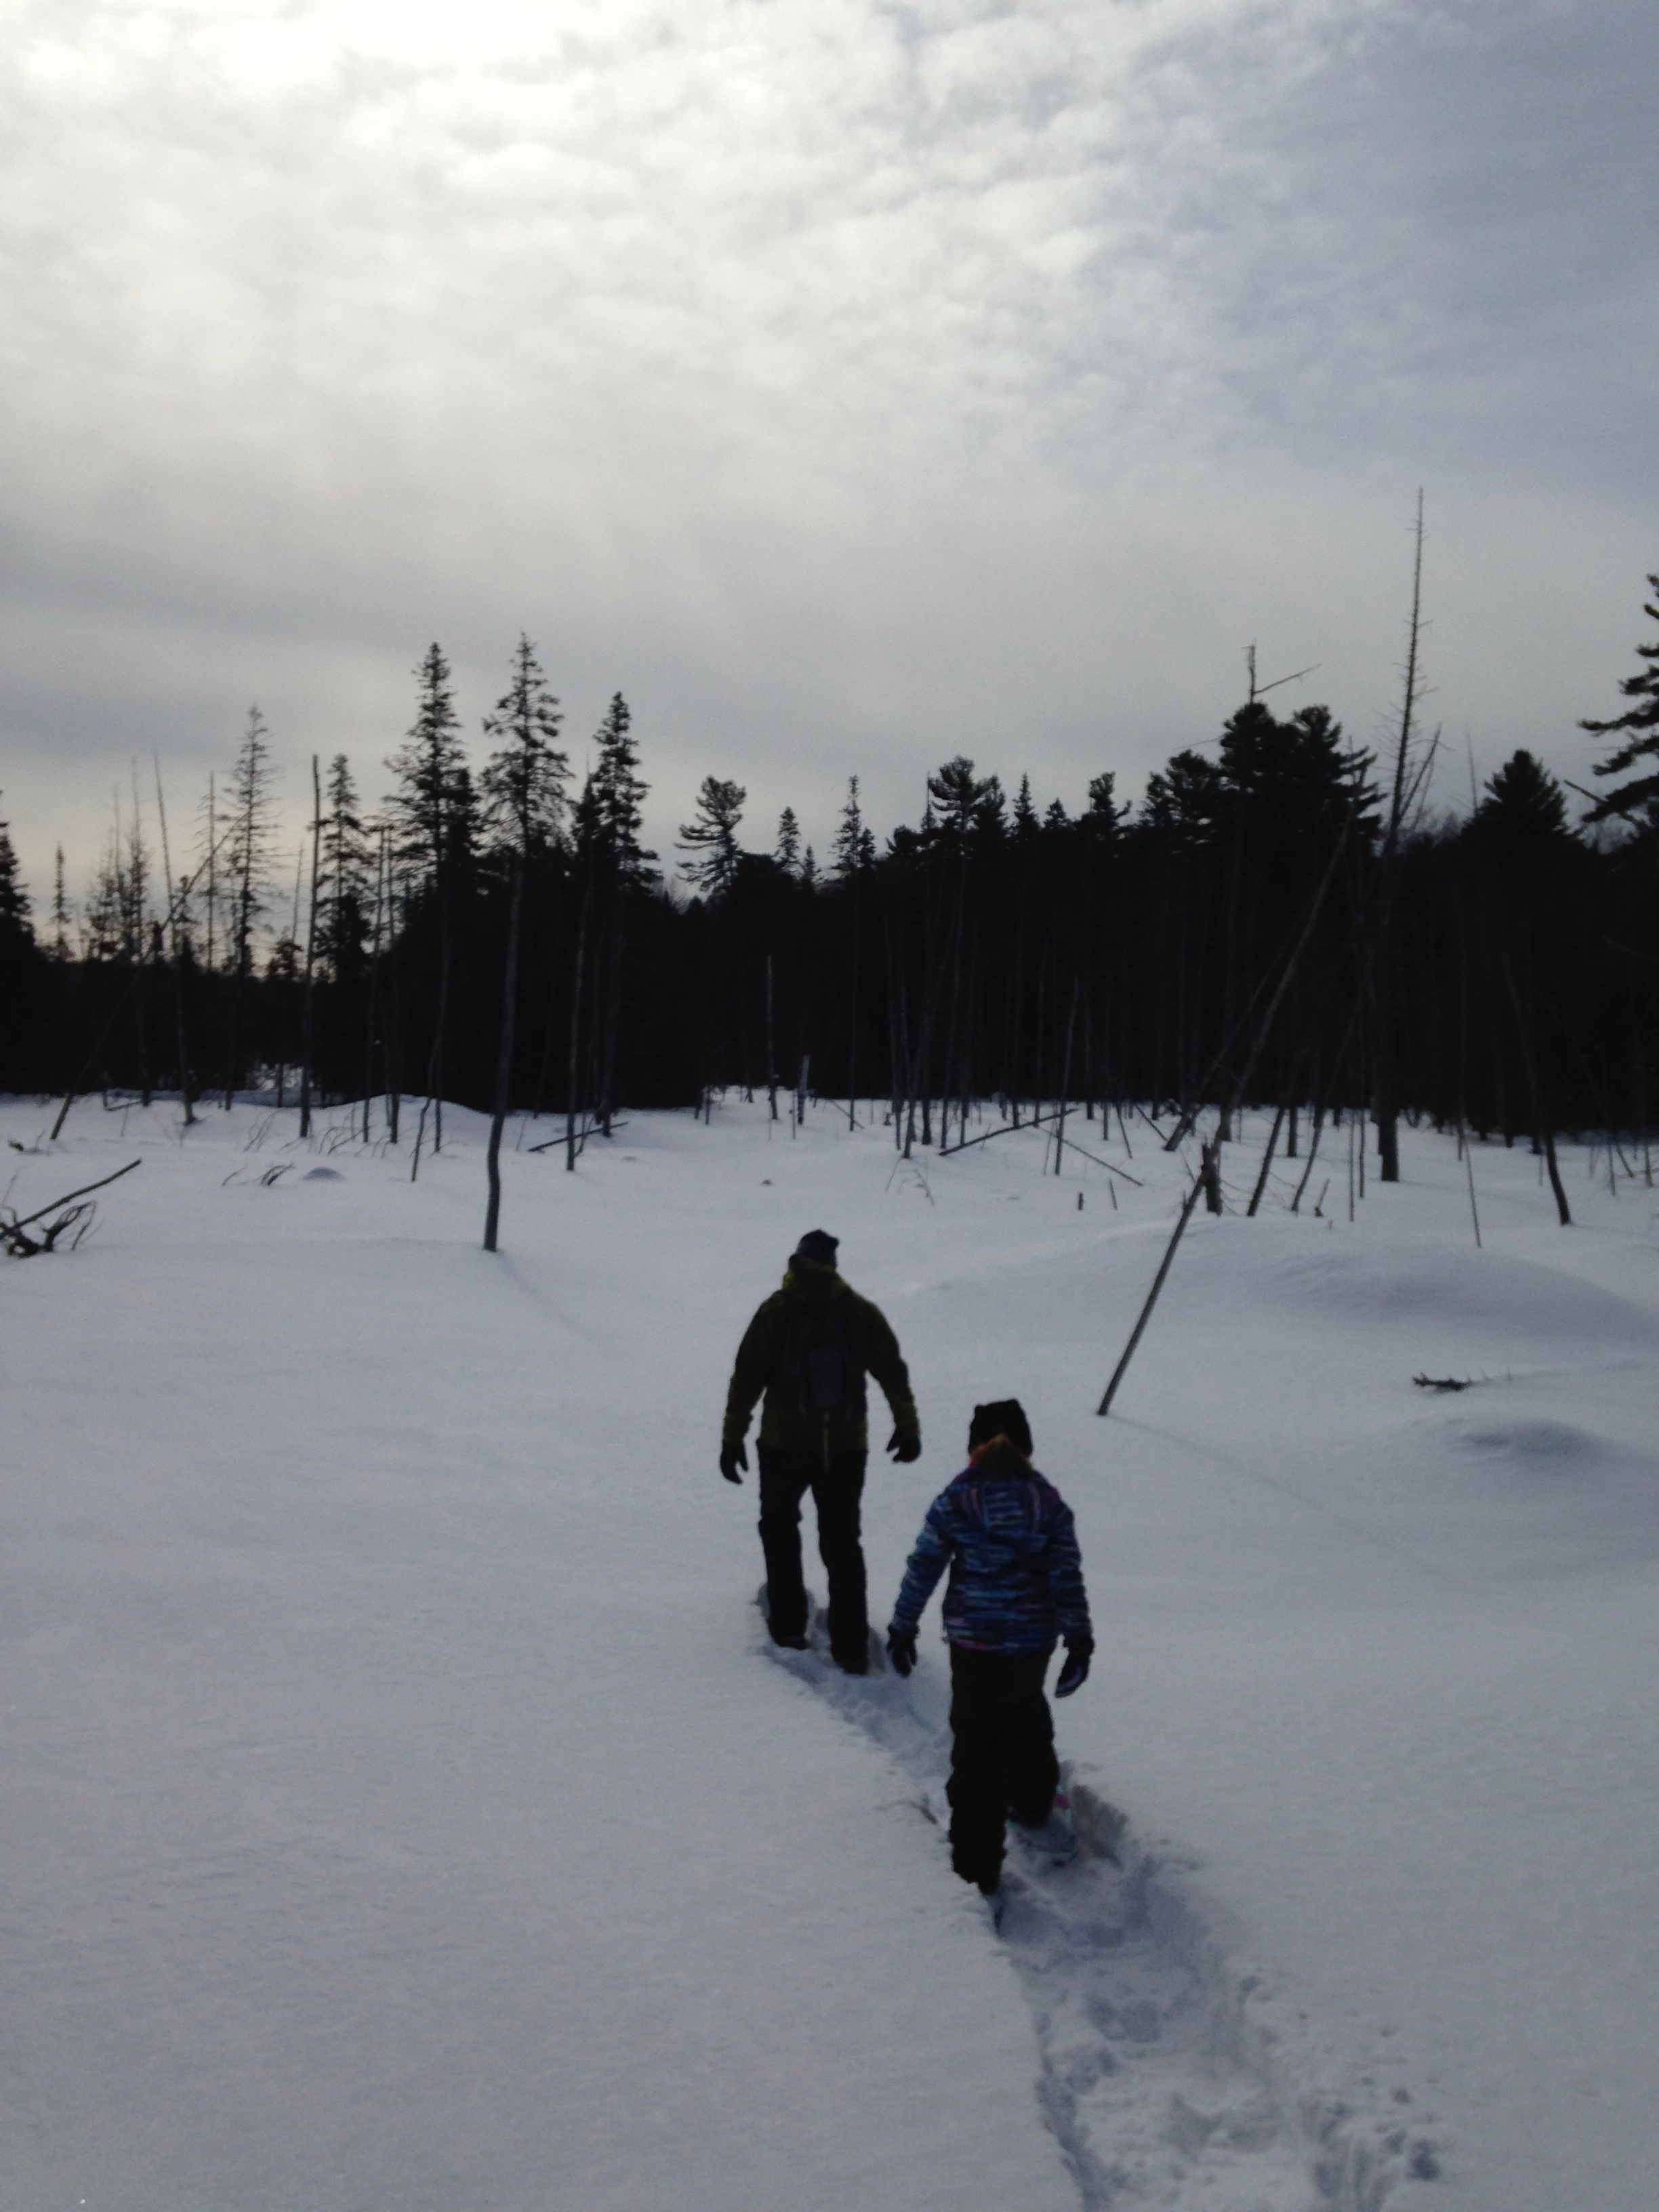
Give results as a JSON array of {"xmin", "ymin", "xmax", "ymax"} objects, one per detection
[{"xmin": 1, "ymin": 0, "xmax": 1654, "ymax": 897}]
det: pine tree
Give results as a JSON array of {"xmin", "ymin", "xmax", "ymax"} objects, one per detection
[
  {"xmin": 588, "ymin": 694, "xmax": 655, "ymax": 886},
  {"xmin": 1479, "ymin": 750, "xmax": 1570, "ymax": 840},
  {"xmin": 582, "ymin": 694, "xmax": 655, "ymax": 1136},
  {"xmin": 223, "ymin": 708, "xmax": 278, "ymax": 1105},
  {"xmin": 678, "ymin": 777, "xmax": 747, "ymax": 895},
  {"xmin": 0, "ymin": 796, "xmax": 30, "ymax": 939},
  {"xmin": 1014, "ymin": 775, "xmax": 1039, "ymax": 839},
  {"xmin": 318, "ymin": 755, "xmax": 372, "ymax": 983},
  {"xmin": 388, "ymin": 645, "xmax": 468, "ymax": 1160},
  {"xmin": 388, "ymin": 644, "xmax": 468, "ymax": 886},
  {"xmin": 50, "ymin": 845, "xmax": 70, "ymax": 958},
  {"xmin": 1581, "ymin": 575, "xmax": 1659, "ymax": 825},
  {"xmin": 775, "ymin": 806, "xmax": 802, "ymax": 876},
  {"xmin": 481, "ymin": 635, "xmax": 569, "ymax": 1249},
  {"xmin": 832, "ymin": 777, "xmax": 876, "ymax": 877}
]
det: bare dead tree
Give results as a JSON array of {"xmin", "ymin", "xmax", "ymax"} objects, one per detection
[{"xmin": 299, "ymin": 756, "xmax": 322, "ymax": 1139}]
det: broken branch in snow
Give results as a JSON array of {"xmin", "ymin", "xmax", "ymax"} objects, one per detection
[{"xmin": 3, "ymin": 1157, "xmax": 141, "ymax": 1236}]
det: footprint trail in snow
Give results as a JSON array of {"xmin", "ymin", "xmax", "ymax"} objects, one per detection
[{"xmin": 761, "ymin": 1604, "xmax": 1439, "ymax": 2212}]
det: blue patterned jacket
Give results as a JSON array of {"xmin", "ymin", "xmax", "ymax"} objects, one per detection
[{"xmin": 890, "ymin": 1439, "xmax": 1092, "ymax": 1654}]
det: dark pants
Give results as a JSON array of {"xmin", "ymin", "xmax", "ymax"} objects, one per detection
[
  {"xmin": 946, "ymin": 1643, "xmax": 1059, "ymax": 1891},
  {"xmin": 756, "ymin": 1444, "xmax": 868, "ymax": 1666}
]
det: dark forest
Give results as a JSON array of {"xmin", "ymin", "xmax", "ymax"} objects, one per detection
[{"xmin": 5, "ymin": 577, "xmax": 1658, "ymax": 1188}]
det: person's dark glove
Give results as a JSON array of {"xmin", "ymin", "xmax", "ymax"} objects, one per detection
[
  {"xmin": 887, "ymin": 1428, "xmax": 922, "ymax": 1464},
  {"xmin": 719, "ymin": 1439, "xmax": 748, "ymax": 1485},
  {"xmin": 886, "ymin": 1624, "xmax": 918, "ymax": 1677},
  {"xmin": 1054, "ymin": 1635, "xmax": 1093, "ymax": 1698}
]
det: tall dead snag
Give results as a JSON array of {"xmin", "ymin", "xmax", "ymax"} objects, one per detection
[
  {"xmin": 1372, "ymin": 493, "xmax": 1439, "ymax": 1183},
  {"xmin": 152, "ymin": 757, "xmax": 195, "ymax": 1125},
  {"xmin": 298, "ymin": 756, "xmax": 322, "ymax": 1139},
  {"xmin": 1497, "ymin": 938, "xmax": 1571, "ymax": 1225},
  {"xmin": 480, "ymin": 637, "xmax": 568, "ymax": 1252},
  {"xmin": 1098, "ymin": 1167, "xmax": 1206, "ymax": 1416},
  {"xmin": 1246, "ymin": 1103, "xmax": 1286, "ymax": 1216}
]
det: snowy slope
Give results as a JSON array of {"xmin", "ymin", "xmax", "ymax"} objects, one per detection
[{"xmin": 2, "ymin": 1094, "xmax": 1656, "ymax": 2212}]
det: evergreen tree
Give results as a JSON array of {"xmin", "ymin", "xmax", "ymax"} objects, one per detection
[
  {"xmin": 832, "ymin": 777, "xmax": 876, "ymax": 876},
  {"xmin": 588, "ymin": 694, "xmax": 655, "ymax": 886},
  {"xmin": 387, "ymin": 645, "xmax": 468, "ymax": 1156},
  {"xmin": 480, "ymin": 635, "xmax": 569, "ymax": 1250},
  {"xmin": 775, "ymin": 806, "xmax": 802, "ymax": 876},
  {"xmin": 0, "ymin": 796, "xmax": 30, "ymax": 938},
  {"xmin": 50, "ymin": 845, "xmax": 70, "ymax": 958},
  {"xmin": 388, "ymin": 644, "xmax": 468, "ymax": 886},
  {"xmin": 1479, "ymin": 749, "xmax": 1570, "ymax": 841},
  {"xmin": 223, "ymin": 708, "xmax": 279, "ymax": 1103},
  {"xmin": 317, "ymin": 755, "xmax": 372, "ymax": 984},
  {"xmin": 481, "ymin": 635, "xmax": 569, "ymax": 858},
  {"xmin": 1581, "ymin": 575, "xmax": 1659, "ymax": 824},
  {"xmin": 678, "ymin": 777, "xmax": 747, "ymax": 896},
  {"xmin": 580, "ymin": 693, "xmax": 655, "ymax": 1137}
]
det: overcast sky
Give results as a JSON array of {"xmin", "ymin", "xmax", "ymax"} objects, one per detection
[{"xmin": 3, "ymin": 0, "xmax": 1655, "ymax": 900}]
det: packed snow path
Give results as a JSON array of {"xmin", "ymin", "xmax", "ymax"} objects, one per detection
[
  {"xmin": 769, "ymin": 1610, "xmax": 1437, "ymax": 2212},
  {"xmin": 3, "ymin": 1094, "xmax": 1657, "ymax": 2210}
]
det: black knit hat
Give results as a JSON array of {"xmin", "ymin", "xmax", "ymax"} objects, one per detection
[
  {"xmin": 793, "ymin": 1229, "xmax": 839, "ymax": 1269},
  {"xmin": 968, "ymin": 1398, "xmax": 1033, "ymax": 1456}
]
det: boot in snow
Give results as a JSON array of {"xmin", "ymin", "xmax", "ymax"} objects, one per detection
[{"xmin": 1009, "ymin": 1785, "xmax": 1078, "ymax": 1868}]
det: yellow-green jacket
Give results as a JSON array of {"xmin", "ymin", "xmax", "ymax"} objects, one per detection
[{"xmin": 722, "ymin": 1257, "xmax": 920, "ymax": 1456}]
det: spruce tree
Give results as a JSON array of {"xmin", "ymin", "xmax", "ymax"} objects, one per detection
[
  {"xmin": 388, "ymin": 644, "xmax": 467, "ymax": 1159},
  {"xmin": 0, "ymin": 797, "xmax": 30, "ymax": 938},
  {"xmin": 224, "ymin": 708, "xmax": 277, "ymax": 1105},
  {"xmin": 1581, "ymin": 575, "xmax": 1659, "ymax": 825},
  {"xmin": 480, "ymin": 635, "xmax": 569, "ymax": 1249}
]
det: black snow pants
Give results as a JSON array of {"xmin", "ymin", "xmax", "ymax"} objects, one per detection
[
  {"xmin": 945, "ymin": 1643, "xmax": 1059, "ymax": 1892},
  {"xmin": 756, "ymin": 1443, "xmax": 868, "ymax": 1668}
]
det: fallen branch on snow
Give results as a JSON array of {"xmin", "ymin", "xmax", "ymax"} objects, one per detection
[{"xmin": 0, "ymin": 1157, "xmax": 141, "ymax": 1256}]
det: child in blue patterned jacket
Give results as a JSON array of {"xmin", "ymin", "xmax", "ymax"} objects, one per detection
[{"xmin": 886, "ymin": 1397, "xmax": 1093, "ymax": 1898}]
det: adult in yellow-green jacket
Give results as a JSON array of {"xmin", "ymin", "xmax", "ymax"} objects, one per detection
[{"xmin": 721, "ymin": 1229, "xmax": 921, "ymax": 1673}]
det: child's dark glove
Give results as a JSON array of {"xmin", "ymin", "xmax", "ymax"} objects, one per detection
[
  {"xmin": 887, "ymin": 1428, "xmax": 922, "ymax": 1463},
  {"xmin": 886, "ymin": 1624, "xmax": 918, "ymax": 1677},
  {"xmin": 1054, "ymin": 1635, "xmax": 1093, "ymax": 1698},
  {"xmin": 719, "ymin": 1439, "xmax": 747, "ymax": 1484}
]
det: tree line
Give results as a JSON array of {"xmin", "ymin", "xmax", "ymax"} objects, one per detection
[{"xmin": 4, "ymin": 573, "xmax": 1658, "ymax": 1206}]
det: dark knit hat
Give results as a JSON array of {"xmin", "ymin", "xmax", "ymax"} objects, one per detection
[
  {"xmin": 793, "ymin": 1229, "xmax": 839, "ymax": 1269},
  {"xmin": 968, "ymin": 1398, "xmax": 1033, "ymax": 1457}
]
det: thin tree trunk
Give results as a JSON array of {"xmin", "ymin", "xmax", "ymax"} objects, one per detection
[
  {"xmin": 1246, "ymin": 1102, "xmax": 1286, "ymax": 1216},
  {"xmin": 152, "ymin": 758, "xmax": 195, "ymax": 1124},
  {"xmin": 299, "ymin": 757, "xmax": 321, "ymax": 1138},
  {"xmin": 566, "ymin": 871, "xmax": 593, "ymax": 1172},
  {"xmin": 1098, "ymin": 1168, "xmax": 1206, "ymax": 1416},
  {"xmin": 484, "ymin": 851, "xmax": 524, "ymax": 1250}
]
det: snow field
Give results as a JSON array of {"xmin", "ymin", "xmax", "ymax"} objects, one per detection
[{"xmin": 3, "ymin": 1093, "xmax": 1658, "ymax": 2211}]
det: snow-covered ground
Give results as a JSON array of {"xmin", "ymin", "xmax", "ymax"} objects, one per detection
[{"xmin": 3, "ymin": 1091, "xmax": 1656, "ymax": 2212}]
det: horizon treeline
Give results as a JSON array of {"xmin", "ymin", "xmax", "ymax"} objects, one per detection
[{"xmin": 4, "ymin": 574, "xmax": 1659, "ymax": 1177}]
